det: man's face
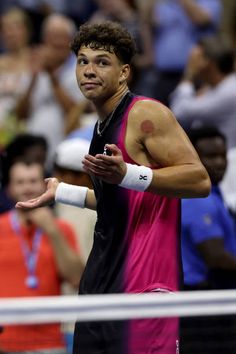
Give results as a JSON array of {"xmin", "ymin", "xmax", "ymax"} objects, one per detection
[
  {"xmin": 76, "ymin": 45, "xmax": 129, "ymax": 102},
  {"xmin": 196, "ymin": 136, "xmax": 227, "ymax": 185},
  {"xmin": 8, "ymin": 162, "xmax": 45, "ymax": 203}
]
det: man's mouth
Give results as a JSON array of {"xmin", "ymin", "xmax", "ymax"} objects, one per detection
[{"xmin": 82, "ymin": 82, "xmax": 100, "ymax": 89}]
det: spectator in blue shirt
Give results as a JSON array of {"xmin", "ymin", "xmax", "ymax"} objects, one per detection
[
  {"xmin": 142, "ymin": 0, "xmax": 222, "ymax": 106},
  {"xmin": 181, "ymin": 126, "xmax": 236, "ymax": 353},
  {"xmin": 182, "ymin": 126, "xmax": 236, "ymax": 290}
]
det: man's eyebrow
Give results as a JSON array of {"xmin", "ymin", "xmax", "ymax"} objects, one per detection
[
  {"xmin": 95, "ymin": 54, "xmax": 111, "ymax": 59},
  {"xmin": 78, "ymin": 53, "xmax": 111, "ymax": 59}
]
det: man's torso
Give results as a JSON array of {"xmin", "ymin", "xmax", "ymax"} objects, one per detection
[{"xmin": 79, "ymin": 92, "xmax": 181, "ymax": 295}]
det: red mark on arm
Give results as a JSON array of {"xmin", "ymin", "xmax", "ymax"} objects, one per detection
[{"xmin": 140, "ymin": 120, "xmax": 155, "ymax": 134}]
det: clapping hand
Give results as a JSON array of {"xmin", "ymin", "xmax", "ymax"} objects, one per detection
[{"xmin": 82, "ymin": 144, "xmax": 127, "ymax": 184}]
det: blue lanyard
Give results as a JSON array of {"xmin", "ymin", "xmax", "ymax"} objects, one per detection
[{"xmin": 10, "ymin": 211, "xmax": 43, "ymax": 289}]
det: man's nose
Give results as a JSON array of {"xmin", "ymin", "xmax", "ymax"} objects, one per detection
[{"xmin": 84, "ymin": 63, "xmax": 96, "ymax": 77}]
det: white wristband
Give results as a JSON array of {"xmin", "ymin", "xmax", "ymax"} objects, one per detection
[
  {"xmin": 119, "ymin": 163, "xmax": 153, "ymax": 192},
  {"xmin": 55, "ymin": 182, "xmax": 88, "ymax": 208}
]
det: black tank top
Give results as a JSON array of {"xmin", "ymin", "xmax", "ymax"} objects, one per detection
[
  {"xmin": 79, "ymin": 91, "xmax": 180, "ymax": 296},
  {"xmin": 79, "ymin": 91, "xmax": 135, "ymax": 295}
]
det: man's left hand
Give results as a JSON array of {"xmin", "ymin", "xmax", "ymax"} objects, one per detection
[{"xmin": 82, "ymin": 144, "xmax": 127, "ymax": 184}]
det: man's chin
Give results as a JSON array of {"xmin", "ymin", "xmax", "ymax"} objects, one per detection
[
  {"xmin": 81, "ymin": 86, "xmax": 103, "ymax": 100},
  {"xmin": 82, "ymin": 91, "xmax": 98, "ymax": 100}
]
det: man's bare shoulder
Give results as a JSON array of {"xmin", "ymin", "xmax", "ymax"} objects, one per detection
[
  {"xmin": 131, "ymin": 98, "xmax": 173, "ymax": 118},
  {"xmin": 128, "ymin": 98, "xmax": 176, "ymax": 134}
]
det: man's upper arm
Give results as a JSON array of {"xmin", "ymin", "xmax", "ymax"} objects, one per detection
[
  {"xmin": 126, "ymin": 99, "xmax": 210, "ymax": 198},
  {"xmin": 132, "ymin": 100, "xmax": 201, "ymax": 167}
]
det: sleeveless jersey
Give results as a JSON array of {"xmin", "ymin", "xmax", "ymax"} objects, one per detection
[{"xmin": 79, "ymin": 91, "xmax": 181, "ymax": 295}]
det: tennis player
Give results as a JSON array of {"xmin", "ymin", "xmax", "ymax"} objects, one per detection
[{"xmin": 16, "ymin": 21, "xmax": 211, "ymax": 354}]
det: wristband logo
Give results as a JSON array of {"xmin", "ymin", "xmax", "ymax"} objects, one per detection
[{"xmin": 139, "ymin": 175, "xmax": 147, "ymax": 180}]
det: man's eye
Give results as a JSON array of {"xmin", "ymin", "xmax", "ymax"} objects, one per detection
[
  {"xmin": 98, "ymin": 60, "xmax": 109, "ymax": 66},
  {"xmin": 78, "ymin": 58, "xmax": 87, "ymax": 65}
]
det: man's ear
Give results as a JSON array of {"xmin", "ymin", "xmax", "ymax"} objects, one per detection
[{"xmin": 119, "ymin": 64, "xmax": 130, "ymax": 84}]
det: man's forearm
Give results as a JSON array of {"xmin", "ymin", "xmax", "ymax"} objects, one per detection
[
  {"xmin": 55, "ymin": 183, "xmax": 97, "ymax": 210},
  {"xmin": 118, "ymin": 160, "xmax": 210, "ymax": 198},
  {"xmin": 85, "ymin": 189, "xmax": 97, "ymax": 210},
  {"xmin": 147, "ymin": 163, "xmax": 210, "ymax": 198}
]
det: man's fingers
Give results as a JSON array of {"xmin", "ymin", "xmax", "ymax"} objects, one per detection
[
  {"xmin": 15, "ymin": 190, "xmax": 52, "ymax": 209},
  {"xmin": 94, "ymin": 155, "xmax": 116, "ymax": 165},
  {"xmin": 45, "ymin": 177, "xmax": 58, "ymax": 183},
  {"xmin": 83, "ymin": 156, "xmax": 110, "ymax": 169},
  {"xmin": 83, "ymin": 150, "xmax": 124, "ymax": 182},
  {"xmin": 15, "ymin": 198, "xmax": 41, "ymax": 209},
  {"xmin": 86, "ymin": 152, "xmax": 121, "ymax": 166},
  {"xmin": 83, "ymin": 158, "xmax": 118, "ymax": 175},
  {"xmin": 105, "ymin": 144, "xmax": 121, "ymax": 156}
]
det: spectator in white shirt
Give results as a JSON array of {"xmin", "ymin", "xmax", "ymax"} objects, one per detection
[
  {"xmin": 15, "ymin": 14, "xmax": 87, "ymax": 169},
  {"xmin": 170, "ymin": 36, "xmax": 236, "ymax": 210}
]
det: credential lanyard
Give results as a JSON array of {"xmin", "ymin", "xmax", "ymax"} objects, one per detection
[{"xmin": 10, "ymin": 211, "xmax": 43, "ymax": 289}]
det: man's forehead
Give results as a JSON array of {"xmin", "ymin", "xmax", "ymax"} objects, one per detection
[{"xmin": 78, "ymin": 44, "xmax": 115, "ymax": 56}]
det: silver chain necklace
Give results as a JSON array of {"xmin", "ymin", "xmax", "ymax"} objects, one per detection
[{"xmin": 96, "ymin": 91, "xmax": 130, "ymax": 137}]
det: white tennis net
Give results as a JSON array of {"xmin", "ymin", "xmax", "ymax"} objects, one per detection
[
  {"xmin": 1, "ymin": 290, "xmax": 236, "ymax": 353},
  {"xmin": 0, "ymin": 289, "xmax": 236, "ymax": 325}
]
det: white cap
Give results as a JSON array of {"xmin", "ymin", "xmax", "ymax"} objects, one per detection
[{"xmin": 55, "ymin": 138, "xmax": 90, "ymax": 172}]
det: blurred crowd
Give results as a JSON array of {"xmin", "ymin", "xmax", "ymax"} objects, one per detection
[{"xmin": 1, "ymin": 0, "xmax": 236, "ymax": 353}]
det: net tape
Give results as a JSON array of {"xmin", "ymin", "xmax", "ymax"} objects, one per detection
[{"xmin": 1, "ymin": 290, "xmax": 236, "ymax": 325}]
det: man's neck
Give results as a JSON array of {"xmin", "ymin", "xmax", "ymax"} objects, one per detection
[{"xmin": 96, "ymin": 86, "xmax": 129, "ymax": 121}]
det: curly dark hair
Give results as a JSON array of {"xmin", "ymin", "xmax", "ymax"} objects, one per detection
[{"xmin": 71, "ymin": 21, "xmax": 137, "ymax": 64}]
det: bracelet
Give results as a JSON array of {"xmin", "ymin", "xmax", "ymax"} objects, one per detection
[
  {"xmin": 119, "ymin": 163, "xmax": 153, "ymax": 192},
  {"xmin": 55, "ymin": 182, "xmax": 88, "ymax": 208}
]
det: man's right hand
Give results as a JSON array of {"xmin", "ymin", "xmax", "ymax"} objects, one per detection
[{"xmin": 15, "ymin": 177, "xmax": 59, "ymax": 210}]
